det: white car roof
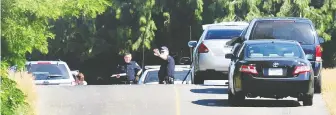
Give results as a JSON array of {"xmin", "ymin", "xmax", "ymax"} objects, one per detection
[
  {"xmin": 26, "ymin": 61, "xmax": 67, "ymax": 65},
  {"xmin": 202, "ymin": 21, "xmax": 249, "ymax": 30},
  {"xmin": 145, "ymin": 68, "xmax": 190, "ymax": 72},
  {"xmin": 145, "ymin": 65, "xmax": 190, "ymax": 70}
]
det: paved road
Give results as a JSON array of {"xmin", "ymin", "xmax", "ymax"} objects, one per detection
[{"xmin": 37, "ymin": 85, "xmax": 330, "ymax": 115}]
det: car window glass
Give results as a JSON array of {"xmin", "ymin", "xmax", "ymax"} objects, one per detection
[
  {"xmin": 144, "ymin": 71, "xmax": 159, "ymax": 83},
  {"xmin": 245, "ymin": 43, "xmax": 304, "ymax": 58},
  {"xmin": 205, "ymin": 29, "xmax": 243, "ymax": 40},
  {"xmin": 250, "ymin": 21, "xmax": 315, "ymax": 44},
  {"xmin": 26, "ymin": 64, "xmax": 70, "ymax": 80},
  {"xmin": 144, "ymin": 70, "xmax": 191, "ymax": 83},
  {"xmin": 174, "ymin": 70, "xmax": 191, "ymax": 81}
]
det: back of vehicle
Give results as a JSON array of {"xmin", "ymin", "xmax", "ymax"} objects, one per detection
[
  {"xmin": 198, "ymin": 22, "xmax": 248, "ymax": 72},
  {"xmin": 249, "ymin": 19, "xmax": 323, "ymax": 92},
  {"xmin": 26, "ymin": 61, "xmax": 76, "ymax": 86},
  {"xmin": 238, "ymin": 42, "xmax": 314, "ymax": 99}
]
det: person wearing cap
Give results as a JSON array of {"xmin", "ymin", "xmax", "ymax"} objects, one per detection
[
  {"xmin": 153, "ymin": 46, "xmax": 175, "ymax": 84},
  {"xmin": 115, "ymin": 52, "xmax": 142, "ymax": 84}
]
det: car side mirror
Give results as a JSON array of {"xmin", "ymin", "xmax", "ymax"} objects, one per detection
[
  {"xmin": 319, "ymin": 37, "xmax": 325, "ymax": 44},
  {"xmin": 225, "ymin": 53, "xmax": 234, "ymax": 59},
  {"xmin": 179, "ymin": 57, "xmax": 191, "ymax": 65},
  {"xmin": 226, "ymin": 36, "xmax": 242, "ymax": 46},
  {"xmin": 188, "ymin": 41, "xmax": 198, "ymax": 48}
]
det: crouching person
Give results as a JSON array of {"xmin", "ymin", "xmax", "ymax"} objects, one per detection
[{"xmin": 76, "ymin": 73, "xmax": 88, "ymax": 85}]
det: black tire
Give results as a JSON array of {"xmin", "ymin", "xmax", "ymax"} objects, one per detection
[
  {"xmin": 228, "ymin": 90, "xmax": 235, "ymax": 106},
  {"xmin": 315, "ymin": 75, "xmax": 322, "ymax": 93},
  {"xmin": 194, "ymin": 72, "xmax": 204, "ymax": 84},
  {"xmin": 302, "ymin": 96, "xmax": 313, "ymax": 106},
  {"xmin": 228, "ymin": 90, "xmax": 245, "ymax": 106}
]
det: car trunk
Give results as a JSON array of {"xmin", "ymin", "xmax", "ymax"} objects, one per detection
[
  {"xmin": 202, "ymin": 39, "xmax": 233, "ymax": 56},
  {"xmin": 244, "ymin": 58, "xmax": 304, "ymax": 78}
]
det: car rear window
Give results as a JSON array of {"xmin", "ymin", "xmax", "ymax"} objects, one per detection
[
  {"xmin": 205, "ymin": 29, "xmax": 243, "ymax": 40},
  {"xmin": 245, "ymin": 43, "xmax": 304, "ymax": 59},
  {"xmin": 250, "ymin": 21, "xmax": 315, "ymax": 44},
  {"xmin": 144, "ymin": 70, "xmax": 191, "ymax": 83},
  {"xmin": 26, "ymin": 64, "xmax": 70, "ymax": 80}
]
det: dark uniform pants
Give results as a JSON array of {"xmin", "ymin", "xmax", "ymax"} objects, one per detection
[
  {"xmin": 119, "ymin": 76, "xmax": 137, "ymax": 84},
  {"xmin": 159, "ymin": 76, "xmax": 174, "ymax": 84}
]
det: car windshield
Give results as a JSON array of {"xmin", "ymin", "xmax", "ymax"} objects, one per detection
[
  {"xmin": 205, "ymin": 29, "xmax": 243, "ymax": 40},
  {"xmin": 250, "ymin": 21, "xmax": 315, "ymax": 45},
  {"xmin": 144, "ymin": 70, "xmax": 191, "ymax": 83},
  {"xmin": 245, "ymin": 43, "xmax": 304, "ymax": 59},
  {"xmin": 26, "ymin": 64, "xmax": 70, "ymax": 80}
]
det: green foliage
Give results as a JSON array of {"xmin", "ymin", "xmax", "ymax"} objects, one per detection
[
  {"xmin": 1, "ymin": 0, "xmax": 111, "ymax": 67},
  {"xmin": 1, "ymin": 76, "xmax": 27, "ymax": 115}
]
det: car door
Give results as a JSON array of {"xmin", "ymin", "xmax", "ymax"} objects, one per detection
[
  {"xmin": 229, "ymin": 43, "xmax": 243, "ymax": 93},
  {"xmin": 193, "ymin": 30, "xmax": 207, "ymax": 71}
]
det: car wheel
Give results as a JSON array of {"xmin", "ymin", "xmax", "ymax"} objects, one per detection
[
  {"xmin": 194, "ymin": 72, "xmax": 204, "ymax": 84},
  {"xmin": 228, "ymin": 90, "xmax": 245, "ymax": 106},
  {"xmin": 302, "ymin": 96, "xmax": 313, "ymax": 106},
  {"xmin": 228, "ymin": 89, "xmax": 235, "ymax": 105},
  {"xmin": 314, "ymin": 75, "xmax": 322, "ymax": 93}
]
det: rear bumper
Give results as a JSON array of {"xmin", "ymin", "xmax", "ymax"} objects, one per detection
[
  {"xmin": 198, "ymin": 53, "xmax": 231, "ymax": 72},
  {"xmin": 237, "ymin": 74, "xmax": 314, "ymax": 97}
]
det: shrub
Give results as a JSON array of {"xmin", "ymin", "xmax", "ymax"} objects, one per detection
[
  {"xmin": 1, "ymin": 65, "xmax": 37, "ymax": 115},
  {"xmin": 1, "ymin": 76, "xmax": 26, "ymax": 115},
  {"xmin": 13, "ymin": 72, "xmax": 38, "ymax": 115}
]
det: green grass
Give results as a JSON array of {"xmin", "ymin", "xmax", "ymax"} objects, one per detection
[
  {"xmin": 11, "ymin": 72, "xmax": 38, "ymax": 115},
  {"xmin": 321, "ymin": 69, "xmax": 336, "ymax": 115}
]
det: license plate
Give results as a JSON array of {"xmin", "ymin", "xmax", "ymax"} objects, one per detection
[
  {"xmin": 268, "ymin": 68, "xmax": 283, "ymax": 76},
  {"xmin": 305, "ymin": 54, "xmax": 313, "ymax": 60},
  {"xmin": 43, "ymin": 81, "xmax": 50, "ymax": 85}
]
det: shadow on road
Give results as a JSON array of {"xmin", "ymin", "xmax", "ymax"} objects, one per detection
[
  {"xmin": 190, "ymin": 87, "xmax": 228, "ymax": 94},
  {"xmin": 192, "ymin": 99, "xmax": 301, "ymax": 107}
]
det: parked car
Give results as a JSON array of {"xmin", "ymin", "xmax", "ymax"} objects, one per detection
[
  {"xmin": 137, "ymin": 65, "xmax": 192, "ymax": 84},
  {"xmin": 187, "ymin": 21, "xmax": 249, "ymax": 84},
  {"xmin": 228, "ymin": 17, "xmax": 324, "ymax": 93},
  {"xmin": 25, "ymin": 61, "xmax": 77, "ymax": 85},
  {"xmin": 226, "ymin": 39, "xmax": 314, "ymax": 106}
]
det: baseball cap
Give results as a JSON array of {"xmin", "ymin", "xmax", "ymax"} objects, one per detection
[{"xmin": 160, "ymin": 46, "xmax": 169, "ymax": 52}]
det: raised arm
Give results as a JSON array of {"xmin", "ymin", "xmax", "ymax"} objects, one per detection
[{"xmin": 153, "ymin": 48, "xmax": 168, "ymax": 60}]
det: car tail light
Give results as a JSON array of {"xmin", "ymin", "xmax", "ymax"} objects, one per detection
[
  {"xmin": 293, "ymin": 65, "xmax": 311, "ymax": 75},
  {"xmin": 316, "ymin": 45, "xmax": 322, "ymax": 62},
  {"xmin": 240, "ymin": 65, "xmax": 258, "ymax": 75},
  {"xmin": 37, "ymin": 62, "xmax": 51, "ymax": 64},
  {"xmin": 198, "ymin": 42, "xmax": 209, "ymax": 53}
]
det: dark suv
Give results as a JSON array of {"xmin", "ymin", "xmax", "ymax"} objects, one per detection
[{"xmin": 228, "ymin": 17, "xmax": 325, "ymax": 93}]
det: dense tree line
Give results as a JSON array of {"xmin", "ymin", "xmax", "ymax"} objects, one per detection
[{"xmin": 2, "ymin": 0, "xmax": 336, "ymax": 84}]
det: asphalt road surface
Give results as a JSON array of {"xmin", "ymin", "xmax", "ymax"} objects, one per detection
[{"xmin": 37, "ymin": 84, "xmax": 330, "ymax": 115}]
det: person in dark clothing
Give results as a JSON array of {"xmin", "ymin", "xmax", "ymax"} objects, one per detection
[
  {"xmin": 115, "ymin": 53, "xmax": 142, "ymax": 84},
  {"xmin": 153, "ymin": 46, "xmax": 175, "ymax": 84}
]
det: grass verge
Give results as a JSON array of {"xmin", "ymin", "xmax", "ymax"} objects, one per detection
[
  {"xmin": 10, "ymin": 72, "xmax": 38, "ymax": 115},
  {"xmin": 321, "ymin": 69, "xmax": 336, "ymax": 115}
]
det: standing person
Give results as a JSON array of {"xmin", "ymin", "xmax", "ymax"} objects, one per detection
[
  {"xmin": 153, "ymin": 46, "xmax": 175, "ymax": 84},
  {"xmin": 115, "ymin": 53, "xmax": 142, "ymax": 84}
]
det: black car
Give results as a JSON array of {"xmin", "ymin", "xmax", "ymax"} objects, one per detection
[
  {"xmin": 226, "ymin": 39, "xmax": 314, "ymax": 106},
  {"xmin": 227, "ymin": 17, "xmax": 324, "ymax": 93}
]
